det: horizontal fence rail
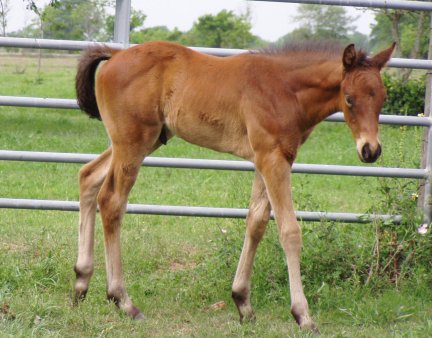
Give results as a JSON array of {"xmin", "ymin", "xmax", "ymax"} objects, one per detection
[
  {"xmin": 1, "ymin": 37, "xmax": 432, "ymax": 70},
  {"xmin": 250, "ymin": 0, "xmax": 432, "ymax": 11},
  {"xmin": 0, "ymin": 198, "xmax": 402, "ymax": 224},
  {"xmin": 0, "ymin": 96, "xmax": 431, "ymax": 127},
  {"xmin": 0, "ymin": 150, "xmax": 428, "ymax": 179}
]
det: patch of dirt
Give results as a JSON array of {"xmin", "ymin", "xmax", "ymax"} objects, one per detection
[
  {"xmin": 169, "ymin": 260, "xmax": 197, "ymax": 272},
  {"xmin": 0, "ymin": 241, "xmax": 29, "ymax": 253}
]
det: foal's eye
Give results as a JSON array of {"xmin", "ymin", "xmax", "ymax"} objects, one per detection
[{"xmin": 345, "ymin": 95, "xmax": 354, "ymax": 108}]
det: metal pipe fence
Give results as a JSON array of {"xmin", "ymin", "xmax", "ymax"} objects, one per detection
[
  {"xmin": 0, "ymin": 94, "xmax": 430, "ymax": 127},
  {"xmin": 0, "ymin": 150, "xmax": 428, "ymax": 179},
  {"xmin": 0, "ymin": 197, "xmax": 401, "ymax": 224},
  {"xmin": 0, "ymin": 0, "xmax": 431, "ymax": 224},
  {"xmin": 1, "ymin": 36, "xmax": 431, "ymax": 70}
]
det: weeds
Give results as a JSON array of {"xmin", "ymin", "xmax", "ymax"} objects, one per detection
[{"xmin": 364, "ymin": 125, "xmax": 432, "ymax": 287}]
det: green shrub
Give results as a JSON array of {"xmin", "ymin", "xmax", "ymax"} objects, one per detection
[{"xmin": 382, "ymin": 74, "xmax": 426, "ymax": 116}]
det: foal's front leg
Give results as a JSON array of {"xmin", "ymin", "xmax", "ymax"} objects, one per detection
[
  {"xmin": 256, "ymin": 151, "xmax": 318, "ymax": 333},
  {"xmin": 74, "ymin": 148, "xmax": 112, "ymax": 302},
  {"xmin": 232, "ymin": 173, "xmax": 271, "ymax": 321}
]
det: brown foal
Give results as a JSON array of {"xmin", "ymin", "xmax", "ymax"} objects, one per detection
[{"xmin": 74, "ymin": 40, "xmax": 395, "ymax": 331}]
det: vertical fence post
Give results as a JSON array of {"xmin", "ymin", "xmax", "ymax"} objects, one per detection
[
  {"xmin": 422, "ymin": 12, "xmax": 432, "ymax": 224},
  {"xmin": 114, "ymin": 0, "xmax": 131, "ymax": 47},
  {"xmin": 424, "ymin": 105, "xmax": 432, "ymax": 224}
]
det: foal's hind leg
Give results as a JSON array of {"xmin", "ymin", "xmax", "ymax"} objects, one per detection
[
  {"xmin": 232, "ymin": 173, "xmax": 271, "ymax": 322},
  {"xmin": 98, "ymin": 127, "xmax": 162, "ymax": 319},
  {"xmin": 74, "ymin": 148, "xmax": 112, "ymax": 303}
]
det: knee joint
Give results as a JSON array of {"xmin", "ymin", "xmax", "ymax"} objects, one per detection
[{"xmin": 74, "ymin": 263, "xmax": 93, "ymax": 279}]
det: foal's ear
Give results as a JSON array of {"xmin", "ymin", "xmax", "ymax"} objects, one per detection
[
  {"xmin": 342, "ymin": 44, "xmax": 357, "ymax": 71},
  {"xmin": 371, "ymin": 42, "xmax": 396, "ymax": 70}
]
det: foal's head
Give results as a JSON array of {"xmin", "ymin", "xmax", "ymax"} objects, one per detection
[{"xmin": 340, "ymin": 43, "xmax": 395, "ymax": 163}]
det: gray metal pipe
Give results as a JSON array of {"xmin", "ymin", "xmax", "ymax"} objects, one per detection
[
  {"xmin": 0, "ymin": 37, "xmax": 244, "ymax": 56},
  {"xmin": 249, "ymin": 0, "xmax": 432, "ymax": 11},
  {"xmin": 113, "ymin": 0, "xmax": 131, "ymax": 47},
  {"xmin": 1, "ymin": 96, "xmax": 430, "ymax": 127},
  {"xmin": 0, "ymin": 96, "xmax": 78, "ymax": 109},
  {"xmin": 326, "ymin": 113, "xmax": 432, "ymax": 127},
  {"xmin": 0, "ymin": 198, "xmax": 402, "ymax": 224},
  {"xmin": 424, "ymin": 75, "xmax": 432, "ymax": 224},
  {"xmin": 0, "ymin": 37, "xmax": 431, "ymax": 70},
  {"xmin": 0, "ymin": 150, "xmax": 427, "ymax": 179}
]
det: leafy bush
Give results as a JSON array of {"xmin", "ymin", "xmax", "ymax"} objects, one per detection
[{"xmin": 382, "ymin": 74, "xmax": 426, "ymax": 116}]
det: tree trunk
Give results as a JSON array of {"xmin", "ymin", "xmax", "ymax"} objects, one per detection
[
  {"xmin": 401, "ymin": 11, "xmax": 426, "ymax": 82},
  {"xmin": 388, "ymin": 10, "xmax": 403, "ymax": 57}
]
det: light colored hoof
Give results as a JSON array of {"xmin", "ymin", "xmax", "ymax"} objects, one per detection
[
  {"xmin": 132, "ymin": 310, "xmax": 145, "ymax": 320},
  {"xmin": 291, "ymin": 305, "xmax": 319, "ymax": 335}
]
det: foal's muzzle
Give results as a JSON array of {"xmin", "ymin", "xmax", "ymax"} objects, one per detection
[{"xmin": 360, "ymin": 142, "xmax": 381, "ymax": 163}]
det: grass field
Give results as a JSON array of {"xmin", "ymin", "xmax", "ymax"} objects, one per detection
[{"xmin": 0, "ymin": 53, "xmax": 431, "ymax": 337}]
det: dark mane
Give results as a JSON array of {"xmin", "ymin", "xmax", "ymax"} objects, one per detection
[
  {"xmin": 259, "ymin": 40, "xmax": 343, "ymax": 57},
  {"xmin": 255, "ymin": 40, "xmax": 371, "ymax": 67}
]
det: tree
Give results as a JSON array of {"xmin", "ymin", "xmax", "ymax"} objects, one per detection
[
  {"xmin": 23, "ymin": 0, "xmax": 59, "ymax": 15},
  {"xmin": 130, "ymin": 26, "xmax": 185, "ymax": 44},
  {"xmin": 42, "ymin": 0, "xmax": 107, "ymax": 41},
  {"xmin": 370, "ymin": 10, "xmax": 429, "ymax": 58},
  {"xmin": 0, "ymin": 0, "xmax": 10, "ymax": 36},
  {"xmin": 294, "ymin": 4, "xmax": 358, "ymax": 41},
  {"xmin": 277, "ymin": 4, "xmax": 365, "ymax": 48},
  {"xmin": 369, "ymin": 9, "xmax": 429, "ymax": 81},
  {"xmin": 185, "ymin": 10, "xmax": 260, "ymax": 49}
]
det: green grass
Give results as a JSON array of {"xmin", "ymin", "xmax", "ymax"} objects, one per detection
[{"xmin": 0, "ymin": 54, "xmax": 431, "ymax": 337}]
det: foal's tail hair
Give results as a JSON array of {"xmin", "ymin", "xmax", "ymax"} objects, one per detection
[{"xmin": 75, "ymin": 45, "xmax": 119, "ymax": 120}]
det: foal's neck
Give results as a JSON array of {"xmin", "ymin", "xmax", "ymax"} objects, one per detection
[{"xmin": 294, "ymin": 61, "xmax": 343, "ymax": 130}]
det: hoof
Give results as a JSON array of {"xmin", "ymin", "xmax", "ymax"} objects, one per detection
[
  {"xmin": 107, "ymin": 293, "xmax": 144, "ymax": 320},
  {"xmin": 292, "ymin": 306, "xmax": 319, "ymax": 335},
  {"xmin": 232, "ymin": 290, "xmax": 255, "ymax": 324},
  {"xmin": 239, "ymin": 311, "xmax": 256, "ymax": 324},
  {"xmin": 73, "ymin": 289, "xmax": 88, "ymax": 306},
  {"xmin": 129, "ymin": 305, "xmax": 145, "ymax": 320},
  {"xmin": 300, "ymin": 321, "xmax": 320, "ymax": 336}
]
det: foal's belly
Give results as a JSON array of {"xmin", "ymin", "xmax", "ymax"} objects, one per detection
[{"xmin": 164, "ymin": 108, "xmax": 253, "ymax": 161}]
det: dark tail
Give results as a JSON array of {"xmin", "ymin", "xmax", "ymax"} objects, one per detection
[{"xmin": 75, "ymin": 45, "xmax": 118, "ymax": 120}]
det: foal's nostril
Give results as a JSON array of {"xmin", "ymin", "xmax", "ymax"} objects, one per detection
[
  {"xmin": 361, "ymin": 143, "xmax": 371, "ymax": 161},
  {"xmin": 375, "ymin": 143, "xmax": 382, "ymax": 159},
  {"xmin": 361, "ymin": 143, "xmax": 381, "ymax": 163}
]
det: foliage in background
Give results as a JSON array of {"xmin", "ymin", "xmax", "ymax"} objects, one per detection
[
  {"xmin": 12, "ymin": 3, "xmax": 265, "ymax": 49},
  {"xmin": 183, "ymin": 9, "xmax": 263, "ymax": 49},
  {"xmin": 42, "ymin": 0, "xmax": 107, "ymax": 41},
  {"xmin": 370, "ymin": 10, "xmax": 429, "ymax": 59},
  {"xmin": 382, "ymin": 74, "xmax": 426, "ymax": 116},
  {"xmin": 369, "ymin": 9, "xmax": 430, "ymax": 81},
  {"xmin": 277, "ymin": 4, "xmax": 369, "ymax": 50}
]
